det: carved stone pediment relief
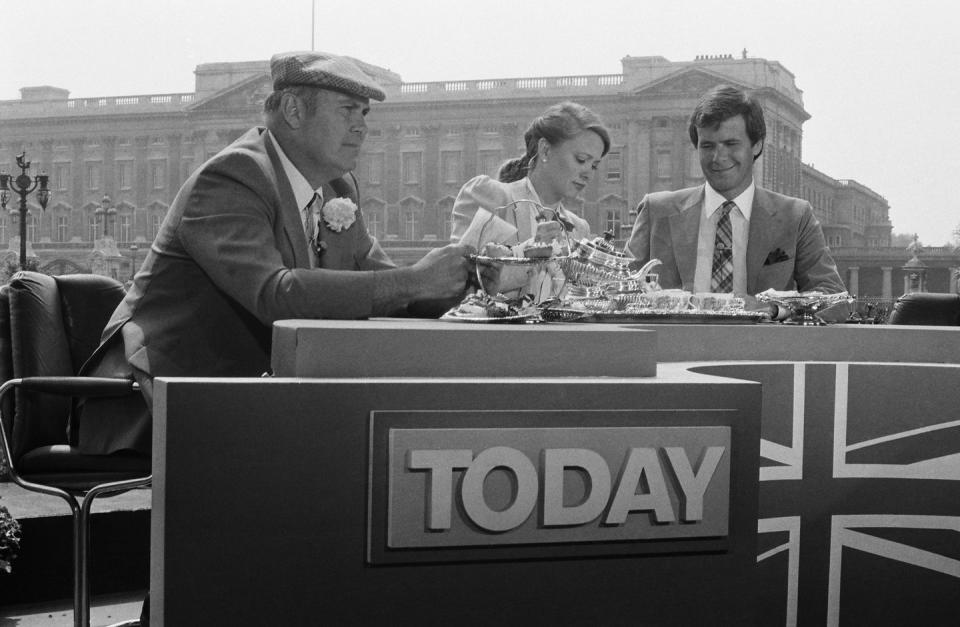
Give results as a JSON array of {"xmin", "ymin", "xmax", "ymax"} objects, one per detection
[
  {"xmin": 634, "ymin": 68, "xmax": 742, "ymax": 98},
  {"xmin": 187, "ymin": 74, "xmax": 271, "ymax": 112}
]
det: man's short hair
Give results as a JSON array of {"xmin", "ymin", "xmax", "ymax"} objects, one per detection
[
  {"xmin": 263, "ymin": 86, "xmax": 321, "ymax": 116},
  {"xmin": 688, "ymin": 84, "xmax": 766, "ymax": 157}
]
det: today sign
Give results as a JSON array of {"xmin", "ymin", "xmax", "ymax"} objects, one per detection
[{"xmin": 386, "ymin": 426, "xmax": 730, "ymax": 548}]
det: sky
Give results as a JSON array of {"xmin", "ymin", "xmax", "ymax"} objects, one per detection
[{"xmin": 5, "ymin": 0, "xmax": 959, "ymax": 245}]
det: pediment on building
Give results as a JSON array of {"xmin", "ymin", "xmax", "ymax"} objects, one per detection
[
  {"xmin": 145, "ymin": 200, "xmax": 170, "ymax": 212},
  {"xmin": 632, "ymin": 67, "xmax": 749, "ymax": 98},
  {"xmin": 362, "ymin": 196, "xmax": 386, "ymax": 210},
  {"xmin": 186, "ymin": 74, "xmax": 272, "ymax": 112},
  {"xmin": 399, "ymin": 195, "xmax": 425, "ymax": 208},
  {"xmin": 598, "ymin": 193, "xmax": 626, "ymax": 207},
  {"xmin": 49, "ymin": 201, "xmax": 73, "ymax": 212},
  {"xmin": 41, "ymin": 258, "xmax": 88, "ymax": 275}
]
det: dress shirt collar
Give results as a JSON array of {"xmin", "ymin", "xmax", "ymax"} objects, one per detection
[
  {"xmin": 703, "ymin": 181, "xmax": 755, "ymax": 222},
  {"xmin": 267, "ymin": 129, "xmax": 324, "ymax": 211}
]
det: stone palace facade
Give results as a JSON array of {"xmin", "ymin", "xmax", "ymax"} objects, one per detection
[{"xmin": 1, "ymin": 53, "xmax": 957, "ymax": 298}]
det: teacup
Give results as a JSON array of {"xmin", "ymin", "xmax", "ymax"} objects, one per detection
[{"xmin": 650, "ymin": 289, "xmax": 692, "ymax": 311}]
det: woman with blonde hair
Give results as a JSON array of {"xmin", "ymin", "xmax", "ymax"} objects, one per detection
[{"xmin": 450, "ymin": 101, "xmax": 611, "ymax": 300}]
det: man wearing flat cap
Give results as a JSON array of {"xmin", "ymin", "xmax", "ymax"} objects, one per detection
[{"xmin": 79, "ymin": 51, "xmax": 476, "ymax": 456}]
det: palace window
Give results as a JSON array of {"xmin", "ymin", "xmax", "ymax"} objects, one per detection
[
  {"xmin": 478, "ymin": 150, "xmax": 500, "ymax": 177},
  {"xmin": 656, "ymin": 151, "xmax": 672, "ymax": 179},
  {"xmin": 366, "ymin": 210, "xmax": 382, "ymax": 239},
  {"xmin": 150, "ymin": 161, "xmax": 166, "ymax": 189},
  {"xmin": 441, "ymin": 151, "xmax": 462, "ymax": 184},
  {"xmin": 605, "ymin": 151, "xmax": 622, "ymax": 182},
  {"xmin": 86, "ymin": 162, "xmax": 101, "ymax": 190},
  {"xmin": 367, "ymin": 153, "xmax": 384, "ymax": 185},
  {"xmin": 26, "ymin": 214, "xmax": 38, "ymax": 243},
  {"xmin": 54, "ymin": 164, "xmax": 70, "ymax": 191},
  {"xmin": 55, "ymin": 215, "xmax": 69, "ymax": 243},
  {"xmin": 118, "ymin": 214, "xmax": 132, "ymax": 242},
  {"xmin": 401, "ymin": 152, "xmax": 421, "ymax": 185},
  {"xmin": 151, "ymin": 214, "xmax": 163, "ymax": 239},
  {"xmin": 604, "ymin": 209, "xmax": 622, "ymax": 238},
  {"xmin": 401, "ymin": 210, "xmax": 418, "ymax": 240},
  {"xmin": 118, "ymin": 161, "xmax": 133, "ymax": 190}
]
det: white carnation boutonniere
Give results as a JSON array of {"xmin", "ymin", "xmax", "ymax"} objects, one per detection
[{"xmin": 321, "ymin": 197, "xmax": 358, "ymax": 232}]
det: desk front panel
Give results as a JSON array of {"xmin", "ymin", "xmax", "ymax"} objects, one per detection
[{"xmin": 152, "ymin": 376, "xmax": 760, "ymax": 626}]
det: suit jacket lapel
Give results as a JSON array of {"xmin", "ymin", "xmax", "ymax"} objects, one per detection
[
  {"xmin": 746, "ymin": 188, "xmax": 778, "ymax": 294},
  {"xmin": 669, "ymin": 187, "xmax": 703, "ymax": 289},
  {"xmin": 316, "ymin": 177, "xmax": 358, "ymax": 269},
  {"xmin": 262, "ymin": 130, "xmax": 311, "ymax": 269}
]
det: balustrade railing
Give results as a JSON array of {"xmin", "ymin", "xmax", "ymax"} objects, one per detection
[{"xmin": 398, "ymin": 73, "xmax": 623, "ymax": 95}]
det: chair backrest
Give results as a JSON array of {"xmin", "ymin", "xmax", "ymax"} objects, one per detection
[
  {"xmin": 887, "ymin": 292, "xmax": 960, "ymax": 326},
  {"xmin": 0, "ymin": 272, "xmax": 126, "ymax": 460}
]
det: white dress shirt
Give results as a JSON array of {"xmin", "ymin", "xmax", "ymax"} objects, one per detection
[
  {"xmin": 693, "ymin": 182, "xmax": 755, "ymax": 294},
  {"xmin": 267, "ymin": 130, "xmax": 324, "ymax": 265}
]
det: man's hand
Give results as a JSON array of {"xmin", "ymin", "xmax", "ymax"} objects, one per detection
[{"xmin": 410, "ymin": 243, "xmax": 475, "ymax": 300}]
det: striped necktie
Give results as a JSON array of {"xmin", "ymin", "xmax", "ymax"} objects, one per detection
[{"xmin": 710, "ymin": 200, "xmax": 735, "ymax": 293}]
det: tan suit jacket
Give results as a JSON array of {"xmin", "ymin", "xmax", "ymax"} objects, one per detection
[
  {"xmin": 80, "ymin": 127, "xmax": 394, "ymax": 454},
  {"xmin": 625, "ymin": 185, "xmax": 845, "ymax": 295}
]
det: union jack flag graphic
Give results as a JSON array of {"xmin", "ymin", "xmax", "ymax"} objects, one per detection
[{"xmin": 697, "ymin": 362, "xmax": 960, "ymax": 626}]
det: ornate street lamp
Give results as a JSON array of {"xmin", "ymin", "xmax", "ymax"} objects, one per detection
[
  {"xmin": 94, "ymin": 194, "xmax": 117, "ymax": 238},
  {"xmin": 0, "ymin": 152, "xmax": 50, "ymax": 270}
]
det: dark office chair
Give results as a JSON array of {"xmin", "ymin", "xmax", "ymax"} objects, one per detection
[
  {"xmin": 0, "ymin": 271, "xmax": 151, "ymax": 627},
  {"xmin": 887, "ymin": 292, "xmax": 960, "ymax": 326}
]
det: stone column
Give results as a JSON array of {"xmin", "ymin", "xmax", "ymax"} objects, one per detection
[
  {"xmin": 881, "ymin": 267, "xmax": 893, "ymax": 300},
  {"xmin": 167, "ymin": 133, "xmax": 182, "ymax": 193},
  {"xmin": 847, "ymin": 266, "xmax": 860, "ymax": 296},
  {"xmin": 71, "ymin": 138, "xmax": 85, "ymax": 211},
  {"xmin": 422, "ymin": 124, "xmax": 441, "ymax": 237},
  {"xmin": 383, "ymin": 125, "xmax": 402, "ymax": 237},
  {"xmin": 626, "ymin": 118, "xmax": 648, "ymax": 210},
  {"xmin": 134, "ymin": 136, "xmax": 150, "ymax": 208}
]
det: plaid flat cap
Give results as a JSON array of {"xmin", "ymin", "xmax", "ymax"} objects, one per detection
[{"xmin": 270, "ymin": 51, "xmax": 386, "ymax": 102}]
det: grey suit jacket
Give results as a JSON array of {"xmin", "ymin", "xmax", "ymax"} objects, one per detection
[
  {"xmin": 625, "ymin": 185, "xmax": 845, "ymax": 295},
  {"xmin": 80, "ymin": 127, "xmax": 395, "ymax": 454}
]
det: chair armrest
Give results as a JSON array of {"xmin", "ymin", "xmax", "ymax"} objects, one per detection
[
  {"xmin": 14, "ymin": 376, "xmax": 137, "ymax": 397},
  {"xmin": 0, "ymin": 376, "xmax": 141, "ymax": 472}
]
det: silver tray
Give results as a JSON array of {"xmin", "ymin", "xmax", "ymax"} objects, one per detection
[
  {"xmin": 539, "ymin": 308, "xmax": 593, "ymax": 322},
  {"xmin": 469, "ymin": 254, "xmax": 545, "ymax": 266},
  {"xmin": 440, "ymin": 311, "xmax": 540, "ymax": 324},
  {"xmin": 579, "ymin": 310, "xmax": 767, "ymax": 324}
]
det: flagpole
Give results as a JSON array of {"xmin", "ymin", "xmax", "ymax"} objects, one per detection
[{"xmin": 311, "ymin": 0, "xmax": 315, "ymax": 50}]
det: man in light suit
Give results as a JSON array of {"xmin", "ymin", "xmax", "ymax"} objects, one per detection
[
  {"xmin": 79, "ymin": 51, "xmax": 475, "ymax": 456},
  {"xmin": 625, "ymin": 84, "xmax": 845, "ymax": 300}
]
